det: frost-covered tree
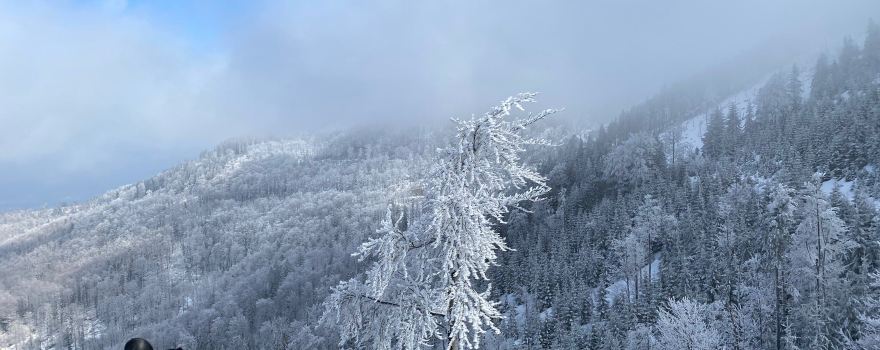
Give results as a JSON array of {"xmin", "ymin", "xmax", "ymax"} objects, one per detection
[
  {"xmin": 788, "ymin": 177, "xmax": 855, "ymax": 348},
  {"xmin": 765, "ymin": 181, "xmax": 798, "ymax": 350},
  {"xmin": 603, "ymin": 132, "xmax": 663, "ymax": 188},
  {"xmin": 613, "ymin": 229, "xmax": 649, "ymax": 303},
  {"xmin": 725, "ymin": 103, "xmax": 741, "ymax": 157},
  {"xmin": 612, "ymin": 195, "xmax": 675, "ymax": 303},
  {"xmin": 859, "ymin": 271, "xmax": 880, "ymax": 348},
  {"xmin": 625, "ymin": 323, "xmax": 653, "ymax": 350},
  {"xmin": 703, "ymin": 108, "xmax": 726, "ymax": 158},
  {"xmin": 655, "ymin": 298, "xmax": 722, "ymax": 350},
  {"xmin": 322, "ymin": 93, "xmax": 558, "ymax": 349},
  {"xmin": 6, "ymin": 21, "xmax": 880, "ymax": 350}
]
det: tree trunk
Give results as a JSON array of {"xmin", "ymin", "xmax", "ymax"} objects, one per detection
[
  {"xmin": 775, "ymin": 266, "xmax": 782, "ymax": 350},
  {"xmin": 815, "ymin": 202, "xmax": 823, "ymax": 305},
  {"xmin": 448, "ymin": 255, "xmax": 461, "ymax": 350}
]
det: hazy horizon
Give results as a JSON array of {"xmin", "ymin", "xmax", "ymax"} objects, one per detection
[{"xmin": 1, "ymin": 0, "xmax": 878, "ymax": 210}]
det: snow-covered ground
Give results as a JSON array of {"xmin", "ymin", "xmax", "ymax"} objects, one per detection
[
  {"xmin": 820, "ymin": 166, "xmax": 880, "ymax": 209},
  {"xmin": 671, "ymin": 65, "xmax": 814, "ymax": 155},
  {"xmin": 601, "ymin": 254, "xmax": 662, "ymax": 306},
  {"xmin": 676, "ymin": 78, "xmax": 770, "ymax": 152},
  {"xmin": 821, "ymin": 178, "xmax": 856, "ymax": 201}
]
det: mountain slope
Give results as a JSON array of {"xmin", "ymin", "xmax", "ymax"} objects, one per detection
[
  {"xmin": 487, "ymin": 30, "xmax": 880, "ymax": 349},
  {"xmin": 3, "ymin": 27, "xmax": 880, "ymax": 350},
  {"xmin": 0, "ymin": 134, "xmax": 434, "ymax": 349}
]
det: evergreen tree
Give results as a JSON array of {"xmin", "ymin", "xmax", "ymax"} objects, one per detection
[
  {"xmin": 863, "ymin": 20, "xmax": 880, "ymax": 71},
  {"xmin": 765, "ymin": 182, "xmax": 797, "ymax": 350},
  {"xmin": 725, "ymin": 103, "xmax": 742, "ymax": 157},
  {"xmin": 703, "ymin": 108, "xmax": 726, "ymax": 158}
]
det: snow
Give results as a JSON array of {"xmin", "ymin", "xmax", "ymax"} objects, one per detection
[
  {"xmin": 514, "ymin": 304, "xmax": 526, "ymax": 326},
  {"xmin": 645, "ymin": 254, "xmax": 661, "ymax": 280},
  {"xmin": 504, "ymin": 292, "xmax": 554, "ymax": 327},
  {"xmin": 821, "ymin": 178, "xmax": 855, "ymax": 201},
  {"xmin": 820, "ymin": 176, "xmax": 880, "ymax": 210},
  {"xmin": 679, "ymin": 114, "xmax": 708, "ymax": 150},
  {"xmin": 602, "ymin": 254, "xmax": 662, "ymax": 306},
  {"xmin": 539, "ymin": 307, "xmax": 555, "ymax": 322},
  {"xmin": 668, "ymin": 66, "xmax": 813, "ymax": 154},
  {"xmin": 751, "ymin": 175, "xmax": 773, "ymax": 194},
  {"xmin": 800, "ymin": 68, "xmax": 815, "ymax": 99},
  {"xmin": 205, "ymin": 139, "xmax": 313, "ymax": 187},
  {"xmin": 604, "ymin": 278, "xmax": 628, "ymax": 305},
  {"xmin": 324, "ymin": 94, "xmax": 557, "ymax": 350},
  {"xmin": 178, "ymin": 296, "xmax": 194, "ymax": 316},
  {"xmin": 672, "ymin": 75, "xmax": 770, "ymax": 152}
]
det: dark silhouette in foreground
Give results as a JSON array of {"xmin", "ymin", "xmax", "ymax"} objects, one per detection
[
  {"xmin": 124, "ymin": 338, "xmax": 182, "ymax": 350},
  {"xmin": 124, "ymin": 338, "xmax": 153, "ymax": 350}
]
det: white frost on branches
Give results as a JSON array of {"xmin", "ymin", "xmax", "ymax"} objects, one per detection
[
  {"xmin": 655, "ymin": 298, "xmax": 723, "ymax": 350},
  {"xmin": 603, "ymin": 132, "xmax": 659, "ymax": 187},
  {"xmin": 322, "ymin": 93, "xmax": 557, "ymax": 349},
  {"xmin": 859, "ymin": 271, "xmax": 880, "ymax": 348}
]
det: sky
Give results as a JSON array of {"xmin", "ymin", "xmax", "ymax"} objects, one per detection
[{"xmin": 1, "ymin": 0, "xmax": 878, "ymax": 210}]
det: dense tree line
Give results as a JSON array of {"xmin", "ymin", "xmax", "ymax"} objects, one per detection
[
  {"xmin": 0, "ymin": 23, "xmax": 878, "ymax": 350},
  {"xmin": 490, "ymin": 23, "xmax": 880, "ymax": 349},
  {"xmin": 0, "ymin": 135, "xmax": 439, "ymax": 349}
]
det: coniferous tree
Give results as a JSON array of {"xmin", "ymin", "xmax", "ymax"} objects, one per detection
[
  {"xmin": 323, "ymin": 94, "xmax": 558, "ymax": 350},
  {"xmin": 725, "ymin": 103, "xmax": 741, "ymax": 157},
  {"xmin": 703, "ymin": 108, "xmax": 726, "ymax": 158}
]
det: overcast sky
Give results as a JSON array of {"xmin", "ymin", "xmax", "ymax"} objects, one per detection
[{"xmin": 1, "ymin": 0, "xmax": 878, "ymax": 210}]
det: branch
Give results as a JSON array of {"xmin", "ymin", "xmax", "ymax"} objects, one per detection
[
  {"xmin": 409, "ymin": 237, "xmax": 436, "ymax": 250},
  {"xmin": 344, "ymin": 293, "xmax": 447, "ymax": 318},
  {"xmin": 513, "ymin": 108, "xmax": 561, "ymax": 132}
]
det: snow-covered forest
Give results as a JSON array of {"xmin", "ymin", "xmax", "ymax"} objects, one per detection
[{"xmin": 2, "ymin": 20, "xmax": 880, "ymax": 350}]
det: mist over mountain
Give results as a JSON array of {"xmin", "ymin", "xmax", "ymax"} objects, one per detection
[
  {"xmin": 2, "ymin": 2, "xmax": 880, "ymax": 350},
  {"xmin": 2, "ymin": 0, "xmax": 878, "ymax": 210}
]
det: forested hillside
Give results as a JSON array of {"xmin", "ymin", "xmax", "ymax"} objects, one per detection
[
  {"xmin": 0, "ymin": 132, "xmax": 440, "ymax": 349},
  {"xmin": 488, "ymin": 25, "xmax": 880, "ymax": 349},
  {"xmin": 1, "ymin": 24, "xmax": 880, "ymax": 350}
]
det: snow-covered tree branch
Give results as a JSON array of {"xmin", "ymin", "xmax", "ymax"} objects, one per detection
[{"xmin": 322, "ymin": 93, "xmax": 558, "ymax": 349}]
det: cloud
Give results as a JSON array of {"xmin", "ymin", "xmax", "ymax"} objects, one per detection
[
  {"xmin": 3, "ymin": 0, "xmax": 878, "ymax": 166},
  {"xmin": 1, "ymin": 0, "xmax": 879, "ymax": 209},
  {"xmin": 0, "ymin": 2, "xmax": 231, "ymax": 167},
  {"xmin": 210, "ymin": 0, "xmax": 880, "ymax": 132}
]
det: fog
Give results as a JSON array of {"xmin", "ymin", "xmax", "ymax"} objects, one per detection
[{"xmin": 1, "ymin": 0, "xmax": 878, "ymax": 210}]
